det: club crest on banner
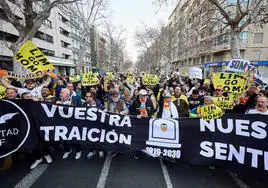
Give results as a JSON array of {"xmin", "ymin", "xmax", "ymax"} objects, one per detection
[
  {"xmin": 146, "ymin": 118, "xmax": 181, "ymax": 148},
  {"xmin": 0, "ymin": 100, "xmax": 30, "ymax": 158}
]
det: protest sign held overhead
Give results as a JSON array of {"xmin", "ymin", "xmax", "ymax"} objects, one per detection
[
  {"xmin": 143, "ymin": 74, "xmax": 159, "ymax": 86},
  {"xmin": 126, "ymin": 74, "xmax": 136, "ymax": 84},
  {"xmin": 69, "ymin": 75, "xmax": 81, "ymax": 82},
  {"xmin": 82, "ymin": 72, "xmax": 99, "ymax": 86},
  {"xmin": 212, "ymin": 73, "xmax": 247, "ymax": 93},
  {"xmin": 225, "ymin": 59, "xmax": 250, "ymax": 73},
  {"xmin": 212, "ymin": 93, "xmax": 236, "ymax": 109},
  {"xmin": 198, "ymin": 104, "xmax": 224, "ymax": 121},
  {"xmin": 14, "ymin": 41, "xmax": 55, "ymax": 75},
  {"xmin": 189, "ymin": 67, "xmax": 203, "ymax": 79}
]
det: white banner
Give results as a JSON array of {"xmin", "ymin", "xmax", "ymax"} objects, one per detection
[
  {"xmin": 189, "ymin": 67, "xmax": 203, "ymax": 79},
  {"xmin": 225, "ymin": 59, "xmax": 250, "ymax": 73}
]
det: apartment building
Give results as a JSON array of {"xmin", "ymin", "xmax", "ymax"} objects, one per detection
[
  {"xmin": 0, "ymin": 2, "xmax": 76, "ymax": 75},
  {"xmin": 98, "ymin": 35, "xmax": 108, "ymax": 71},
  {"xmin": 68, "ymin": 7, "xmax": 92, "ymax": 74},
  {"xmin": 168, "ymin": 0, "xmax": 268, "ymax": 76}
]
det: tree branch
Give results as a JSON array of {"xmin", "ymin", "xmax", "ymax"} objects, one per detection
[{"xmin": 0, "ymin": 0, "xmax": 24, "ymax": 34}]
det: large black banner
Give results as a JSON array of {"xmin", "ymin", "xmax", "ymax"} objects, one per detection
[{"xmin": 0, "ymin": 100, "xmax": 267, "ymax": 174}]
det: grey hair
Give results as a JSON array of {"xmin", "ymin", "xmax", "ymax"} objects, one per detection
[{"xmin": 61, "ymin": 88, "xmax": 70, "ymax": 96}]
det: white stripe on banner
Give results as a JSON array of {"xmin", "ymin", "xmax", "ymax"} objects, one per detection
[
  {"xmin": 96, "ymin": 152, "xmax": 113, "ymax": 188},
  {"xmin": 159, "ymin": 159, "xmax": 173, "ymax": 188},
  {"xmin": 14, "ymin": 164, "xmax": 49, "ymax": 188}
]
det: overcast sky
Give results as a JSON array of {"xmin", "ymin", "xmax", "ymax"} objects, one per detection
[{"xmin": 109, "ymin": 0, "xmax": 175, "ymax": 62}]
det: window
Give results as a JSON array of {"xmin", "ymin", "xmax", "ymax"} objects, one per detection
[
  {"xmin": 58, "ymin": 13, "xmax": 69, "ymax": 24},
  {"xmin": 239, "ymin": 31, "xmax": 248, "ymax": 43},
  {"xmin": 61, "ymin": 40, "xmax": 70, "ymax": 48},
  {"xmin": 39, "ymin": 48, "xmax": 55, "ymax": 57},
  {"xmin": 62, "ymin": 53, "xmax": 71, "ymax": 59},
  {"xmin": 0, "ymin": 31, "xmax": 19, "ymax": 42},
  {"xmin": 43, "ymin": 19, "xmax": 52, "ymax": 28},
  {"xmin": 59, "ymin": 27, "xmax": 70, "ymax": 37},
  {"xmin": 254, "ymin": 33, "xmax": 264, "ymax": 43},
  {"xmin": 35, "ymin": 31, "xmax": 53, "ymax": 43}
]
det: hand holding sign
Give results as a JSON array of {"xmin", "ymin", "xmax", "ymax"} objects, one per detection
[
  {"xmin": 15, "ymin": 41, "xmax": 55, "ymax": 75},
  {"xmin": 82, "ymin": 72, "xmax": 99, "ymax": 86},
  {"xmin": 198, "ymin": 104, "xmax": 224, "ymax": 121},
  {"xmin": 212, "ymin": 73, "xmax": 247, "ymax": 93},
  {"xmin": 143, "ymin": 74, "xmax": 159, "ymax": 86}
]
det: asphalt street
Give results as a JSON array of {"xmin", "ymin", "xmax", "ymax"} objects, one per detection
[{"xmin": 0, "ymin": 151, "xmax": 267, "ymax": 188}]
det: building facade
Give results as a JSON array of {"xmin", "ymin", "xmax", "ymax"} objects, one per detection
[
  {"xmin": 168, "ymin": 0, "xmax": 268, "ymax": 75},
  {"xmin": 0, "ymin": 2, "xmax": 76, "ymax": 75}
]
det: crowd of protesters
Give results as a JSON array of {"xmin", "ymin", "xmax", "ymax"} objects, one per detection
[{"xmin": 1, "ymin": 69, "xmax": 268, "ymax": 169}]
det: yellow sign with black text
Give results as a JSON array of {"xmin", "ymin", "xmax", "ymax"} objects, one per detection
[
  {"xmin": 82, "ymin": 72, "xmax": 99, "ymax": 86},
  {"xmin": 212, "ymin": 93, "xmax": 236, "ymax": 109},
  {"xmin": 15, "ymin": 41, "xmax": 55, "ymax": 75},
  {"xmin": 212, "ymin": 73, "xmax": 247, "ymax": 93},
  {"xmin": 126, "ymin": 74, "xmax": 136, "ymax": 84},
  {"xmin": 198, "ymin": 104, "xmax": 224, "ymax": 121},
  {"xmin": 69, "ymin": 75, "xmax": 81, "ymax": 82},
  {"xmin": 143, "ymin": 74, "xmax": 159, "ymax": 86}
]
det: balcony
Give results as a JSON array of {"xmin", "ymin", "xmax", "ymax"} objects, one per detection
[{"xmin": 47, "ymin": 56, "xmax": 74, "ymax": 67}]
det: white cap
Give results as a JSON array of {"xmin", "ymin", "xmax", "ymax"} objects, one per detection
[{"xmin": 139, "ymin": 89, "xmax": 148, "ymax": 96}]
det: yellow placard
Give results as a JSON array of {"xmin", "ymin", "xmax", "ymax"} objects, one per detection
[
  {"xmin": 14, "ymin": 41, "xmax": 55, "ymax": 75},
  {"xmin": 212, "ymin": 93, "xmax": 235, "ymax": 109},
  {"xmin": 69, "ymin": 75, "xmax": 80, "ymax": 82},
  {"xmin": 212, "ymin": 73, "xmax": 247, "ymax": 93},
  {"xmin": 143, "ymin": 74, "xmax": 159, "ymax": 86},
  {"xmin": 126, "ymin": 75, "xmax": 136, "ymax": 84},
  {"xmin": 0, "ymin": 86, "xmax": 6, "ymax": 99},
  {"xmin": 82, "ymin": 72, "xmax": 99, "ymax": 86},
  {"xmin": 105, "ymin": 72, "xmax": 115, "ymax": 82},
  {"xmin": 198, "ymin": 104, "xmax": 224, "ymax": 121}
]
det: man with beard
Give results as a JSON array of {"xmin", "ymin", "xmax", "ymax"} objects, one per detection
[
  {"xmin": 247, "ymin": 96, "xmax": 268, "ymax": 115},
  {"xmin": 157, "ymin": 91, "xmax": 179, "ymax": 119},
  {"xmin": 40, "ymin": 86, "xmax": 56, "ymax": 103},
  {"xmin": 130, "ymin": 89, "xmax": 154, "ymax": 159},
  {"xmin": 106, "ymin": 90, "xmax": 129, "ymax": 158},
  {"xmin": 172, "ymin": 86, "xmax": 189, "ymax": 117},
  {"xmin": 130, "ymin": 89, "xmax": 154, "ymax": 119},
  {"xmin": 107, "ymin": 90, "xmax": 129, "ymax": 115},
  {"xmin": 0, "ymin": 76, "xmax": 51, "ymax": 98}
]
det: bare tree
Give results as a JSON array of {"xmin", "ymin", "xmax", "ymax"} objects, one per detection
[
  {"xmin": 0, "ymin": 0, "xmax": 80, "ymax": 73},
  {"xmin": 154, "ymin": 0, "xmax": 268, "ymax": 59},
  {"xmin": 135, "ymin": 23, "xmax": 177, "ymax": 72},
  {"xmin": 207, "ymin": 0, "xmax": 268, "ymax": 58},
  {"xmin": 70, "ymin": 0, "xmax": 109, "ymax": 72},
  {"xmin": 102, "ymin": 21, "xmax": 126, "ymax": 72}
]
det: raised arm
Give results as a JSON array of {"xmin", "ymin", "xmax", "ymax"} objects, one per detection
[{"xmin": 0, "ymin": 78, "xmax": 16, "ymax": 89}]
